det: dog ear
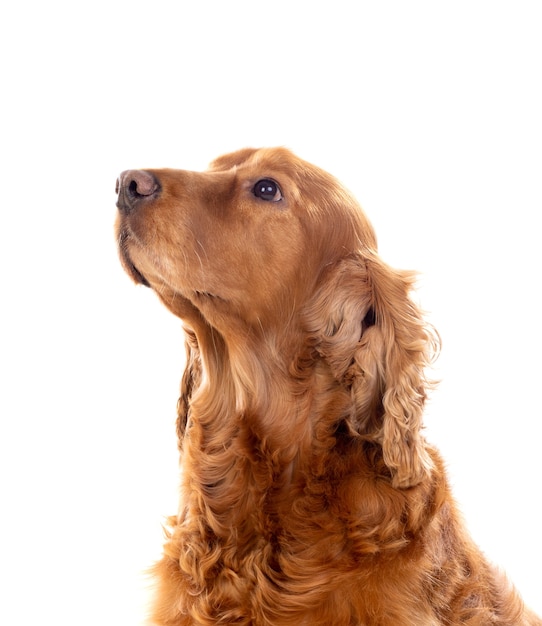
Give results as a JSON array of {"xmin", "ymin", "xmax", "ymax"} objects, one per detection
[
  {"xmin": 366, "ymin": 253, "xmax": 439, "ymax": 488},
  {"xmin": 305, "ymin": 255, "xmax": 438, "ymax": 488}
]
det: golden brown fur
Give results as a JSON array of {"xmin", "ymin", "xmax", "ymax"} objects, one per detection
[{"xmin": 115, "ymin": 147, "xmax": 540, "ymax": 625}]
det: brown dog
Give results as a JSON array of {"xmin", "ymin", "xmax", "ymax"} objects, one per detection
[{"xmin": 115, "ymin": 147, "xmax": 540, "ymax": 625}]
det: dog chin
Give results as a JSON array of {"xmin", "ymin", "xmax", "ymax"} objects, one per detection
[
  {"xmin": 125, "ymin": 258, "xmax": 151, "ymax": 287},
  {"xmin": 117, "ymin": 229, "xmax": 151, "ymax": 287}
]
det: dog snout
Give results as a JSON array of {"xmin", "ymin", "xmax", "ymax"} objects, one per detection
[{"xmin": 116, "ymin": 169, "xmax": 159, "ymax": 214}]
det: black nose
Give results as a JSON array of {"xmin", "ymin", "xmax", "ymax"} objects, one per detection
[{"xmin": 116, "ymin": 170, "xmax": 158, "ymax": 214}]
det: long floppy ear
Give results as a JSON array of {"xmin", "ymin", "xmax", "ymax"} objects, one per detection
[
  {"xmin": 305, "ymin": 254, "xmax": 439, "ymax": 489},
  {"xmin": 366, "ymin": 253, "xmax": 439, "ymax": 488}
]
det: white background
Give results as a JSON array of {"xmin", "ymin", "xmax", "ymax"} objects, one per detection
[{"xmin": 1, "ymin": 1, "xmax": 541, "ymax": 623}]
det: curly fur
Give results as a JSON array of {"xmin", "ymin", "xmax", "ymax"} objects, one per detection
[{"xmin": 115, "ymin": 147, "xmax": 540, "ymax": 625}]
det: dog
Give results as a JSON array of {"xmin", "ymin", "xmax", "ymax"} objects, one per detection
[{"xmin": 115, "ymin": 147, "xmax": 541, "ymax": 625}]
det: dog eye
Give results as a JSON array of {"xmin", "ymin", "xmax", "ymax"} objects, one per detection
[{"xmin": 253, "ymin": 179, "xmax": 283, "ymax": 202}]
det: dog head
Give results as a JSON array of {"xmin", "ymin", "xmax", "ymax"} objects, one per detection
[{"xmin": 116, "ymin": 147, "xmax": 438, "ymax": 487}]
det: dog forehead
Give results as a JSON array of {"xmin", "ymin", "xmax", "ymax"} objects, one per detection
[
  {"xmin": 208, "ymin": 147, "xmax": 261, "ymax": 171},
  {"xmin": 208, "ymin": 147, "xmax": 307, "ymax": 176}
]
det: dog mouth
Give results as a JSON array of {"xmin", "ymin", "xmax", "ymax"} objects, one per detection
[
  {"xmin": 117, "ymin": 220, "xmax": 233, "ymax": 311},
  {"xmin": 193, "ymin": 290, "xmax": 225, "ymax": 301},
  {"xmin": 117, "ymin": 228, "xmax": 226, "ymax": 303}
]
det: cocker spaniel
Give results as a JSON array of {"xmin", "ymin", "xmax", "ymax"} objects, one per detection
[{"xmin": 115, "ymin": 147, "xmax": 540, "ymax": 625}]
